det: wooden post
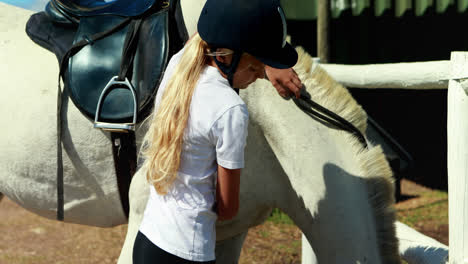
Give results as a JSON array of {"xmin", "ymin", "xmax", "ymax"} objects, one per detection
[
  {"xmin": 317, "ymin": 0, "xmax": 329, "ymax": 63},
  {"xmin": 448, "ymin": 52, "xmax": 468, "ymax": 264}
]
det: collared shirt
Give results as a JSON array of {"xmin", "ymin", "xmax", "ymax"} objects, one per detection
[{"xmin": 139, "ymin": 47, "xmax": 249, "ymax": 262}]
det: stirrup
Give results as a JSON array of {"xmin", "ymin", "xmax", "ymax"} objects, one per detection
[{"xmin": 94, "ymin": 76, "xmax": 137, "ymax": 132}]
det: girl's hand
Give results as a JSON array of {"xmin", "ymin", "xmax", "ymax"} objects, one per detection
[{"xmin": 265, "ymin": 66, "xmax": 302, "ymax": 99}]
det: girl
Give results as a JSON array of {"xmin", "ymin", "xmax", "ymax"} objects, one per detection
[{"xmin": 133, "ymin": 0, "xmax": 299, "ymax": 263}]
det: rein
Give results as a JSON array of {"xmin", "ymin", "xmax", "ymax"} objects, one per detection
[{"xmin": 293, "ymin": 91, "xmax": 368, "ymax": 149}]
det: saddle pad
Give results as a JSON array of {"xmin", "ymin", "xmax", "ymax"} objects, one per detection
[{"xmin": 26, "ymin": 12, "xmax": 77, "ymax": 64}]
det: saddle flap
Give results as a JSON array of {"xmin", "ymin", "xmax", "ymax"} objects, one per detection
[
  {"xmin": 67, "ymin": 10, "xmax": 169, "ymax": 122},
  {"xmin": 52, "ymin": 0, "xmax": 158, "ymax": 18},
  {"xmin": 26, "ymin": 0, "xmax": 188, "ymax": 124}
]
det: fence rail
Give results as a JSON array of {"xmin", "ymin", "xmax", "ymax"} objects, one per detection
[{"xmin": 318, "ymin": 60, "xmax": 450, "ymax": 89}]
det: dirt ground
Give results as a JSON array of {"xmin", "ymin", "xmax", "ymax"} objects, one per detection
[
  {"xmin": 0, "ymin": 179, "xmax": 447, "ymax": 264},
  {"xmin": 394, "ymin": 179, "xmax": 448, "ymax": 245}
]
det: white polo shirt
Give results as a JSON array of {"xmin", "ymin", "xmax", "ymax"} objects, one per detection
[{"xmin": 139, "ymin": 48, "xmax": 249, "ymax": 262}]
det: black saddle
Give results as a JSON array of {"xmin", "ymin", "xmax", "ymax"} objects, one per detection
[
  {"xmin": 26, "ymin": 0, "xmax": 187, "ymax": 129},
  {"xmin": 49, "ymin": 0, "xmax": 157, "ymax": 18},
  {"xmin": 26, "ymin": 0, "xmax": 188, "ymax": 221}
]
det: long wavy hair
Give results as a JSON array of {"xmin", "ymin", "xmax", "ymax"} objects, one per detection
[{"xmin": 141, "ymin": 34, "xmax": 209, "ymax": 195}]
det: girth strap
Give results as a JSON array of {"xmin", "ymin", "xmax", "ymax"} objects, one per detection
[{"xmin": 111, "ymin": 132, "xmax": 137, "ymax": 219}]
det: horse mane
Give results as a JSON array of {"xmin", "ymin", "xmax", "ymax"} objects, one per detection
[
  {"xmin": 293, "ymin": 47, "xmax": 367, "ymax": 135},
  {"xmin": 294, "ymin": 48, "xmax": 400, "ymax": 263},
  {"xmin": 355, "ymin": 142, "xmax": 400, "ymax": 263}
]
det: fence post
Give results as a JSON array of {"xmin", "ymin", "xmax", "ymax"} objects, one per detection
[
  {"xmin": 317, "ymin": 0, "xmax": 329, "ymax": 63},
  {"xmin": 448, "ymin": 52, "xmax": 468, "ymax": 264}
]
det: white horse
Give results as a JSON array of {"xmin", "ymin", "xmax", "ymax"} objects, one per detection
[
  {"xmin": 117, "ymin": 44, "xmax": 403, "ymax": 263},
  {"xmin": 0, "ymin": 2, "xmax": 448, "ymax": 263}
]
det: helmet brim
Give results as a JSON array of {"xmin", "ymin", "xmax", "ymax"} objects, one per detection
[{"xmin": 253, "ymin": 43, "xmax": 298, "ymax": 69}]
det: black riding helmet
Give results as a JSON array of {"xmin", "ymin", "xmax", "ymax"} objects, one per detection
[{"xmin": 197, "ymin": 0, "xmax": 298, "ymax": 86}]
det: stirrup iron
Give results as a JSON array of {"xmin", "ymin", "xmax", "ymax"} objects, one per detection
[{"xmin": 94, "ymin": 76, "xmax": 137, "ymax": 132}]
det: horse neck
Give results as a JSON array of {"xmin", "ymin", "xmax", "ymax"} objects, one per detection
[
  {"xmin": 242, "ymin": 79, "xmax": 400, "ymax": 264},
  {"xmin": 180, "ymin": 0, "xmax": 205, "ymax": 37}
]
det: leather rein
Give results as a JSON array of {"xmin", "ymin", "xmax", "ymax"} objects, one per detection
[{"xmin": 293, "ymin": 91, "xmax": 368, "ymax": 149}]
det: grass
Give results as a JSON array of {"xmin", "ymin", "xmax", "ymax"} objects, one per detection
[
  {"xmin": 268, "ymin": 189, "xmax": 449, "ymax": 232},
  {"xmin": 397, "ymin": 190, "xmax": 448, "ymax": 230},
  {"xmin": 267, "ymin": 208, "xmax": 295, "ymax": 225}
]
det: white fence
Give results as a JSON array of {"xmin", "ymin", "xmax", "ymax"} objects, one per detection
[
  {"xmin": 447, "ymin": 52, "xmax": 468, "ymax": 264},
  {"xmin": 301, "ymin": 53, "xmax": 467, "ymax": 264},
  {"xmin": 320, "ymin": 60, "xmax": 450, "ymax": 89}
]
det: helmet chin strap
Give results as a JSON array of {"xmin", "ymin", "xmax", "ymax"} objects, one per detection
[{"xmin": 213, "ymin": 51, "xmax": 242, "ymax": 87}]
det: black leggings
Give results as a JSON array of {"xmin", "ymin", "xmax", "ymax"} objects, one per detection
[{"xmin": 133, "ymin": 231, "xmax": 216, "ymax": 264}]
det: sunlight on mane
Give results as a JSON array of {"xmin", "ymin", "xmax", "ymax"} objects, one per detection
[
  {"xmin": 294, "ymin": 48, "xmax": 401, "ymax": 263},
  {"xmin": 354, "ymin": 137, "xmax": 400, "ymax": 263},
  {"xmin": 293, "ymin": 47, "xmax": 368, "ymax": 135}
]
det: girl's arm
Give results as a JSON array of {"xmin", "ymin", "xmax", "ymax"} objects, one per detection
[{"xmin": 216, "ymin": 165, "xmax": 240, "ymax": 221}]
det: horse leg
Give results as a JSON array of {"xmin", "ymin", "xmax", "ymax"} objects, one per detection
[
  {"xmin": 301, "ymin": 234, "xmax": 318, "ymax": 264},
  {"xmin": 215, "ymin": 231, "xmax": 248, "ymax": 264},
  {"xmin": 395, "ymin": 221, "xmax": 448, "ymax": 264},
  {"xmin": 0, "ymin": 192, "xmax": 3, "ymax": 203},
  {"xmin": 118, "ymin": 169, "xmax": 150, "ymax": 264},
  {"xmin": 301, "ymin": 222, "xmax": 448, "ymax": 264}
]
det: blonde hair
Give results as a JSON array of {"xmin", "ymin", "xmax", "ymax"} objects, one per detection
[{"xmin": 141, "ymin": 34, "xmax": 209, "ymax": 195}]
